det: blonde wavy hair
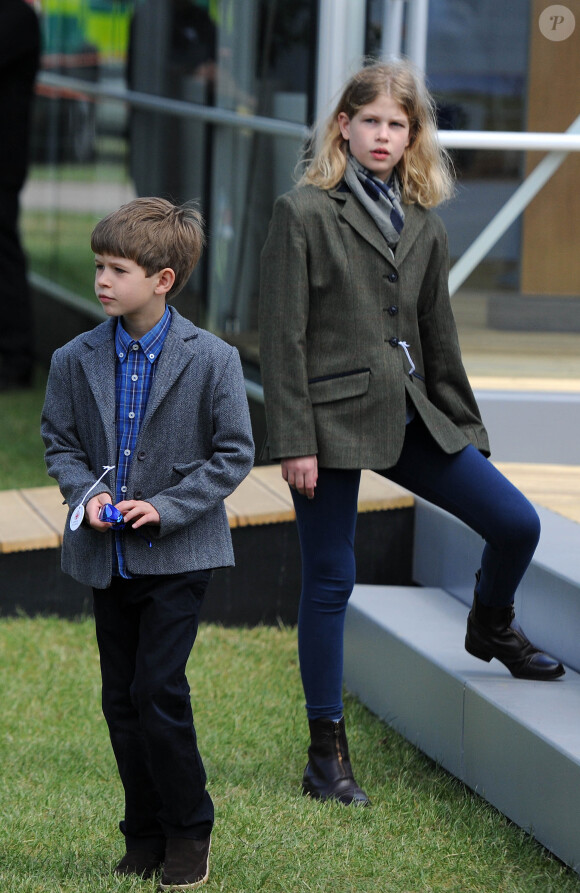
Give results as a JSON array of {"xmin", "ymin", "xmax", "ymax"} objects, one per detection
[{"xmin": 298, "ymin": 58, "xmax": 454, "ymax": 208}]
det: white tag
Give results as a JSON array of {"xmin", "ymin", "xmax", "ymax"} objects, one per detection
[
  {"xmin": 68, "ymin": 465, "xmax": 116, "ymax": 533},
  {"xmin": 70, "ymin": 503, "xmax": 85, "ymax": 530}
]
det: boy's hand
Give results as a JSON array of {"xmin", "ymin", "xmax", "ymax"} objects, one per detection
[
  {"xmin": 86, "ymin": 493, "xmax": 114, "ymax": 531},
  {"xmin": 115, "ymin": 500, "xmax": 160, "ymax": 529}
]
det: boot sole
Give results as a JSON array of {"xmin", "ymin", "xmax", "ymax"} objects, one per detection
[{"xmin": 302, "ymin": 782, "xmax": 370, "ymax": 806}]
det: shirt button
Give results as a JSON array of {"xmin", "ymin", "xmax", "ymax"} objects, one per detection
[
  {"xmin": 132, "ymin": 344, "xmax": 139, "ymax": 351},
  {"xmin": 131, "ymin": 374, "xmax": 138, "ymax": 382},
  {"xmin": 118, "ymin": 352, "xmax": 124, "ymax": 359},
  {"xmin": 128, "ymin": 412, "xmax": 135, "ymax": 419},
  {"xmin": 124, "ymin": 449, "xmax": 131, "ymax": 456},
  {"xmin": 120, "ymin": 486, "xmax": 127, "ymax": 493},
  {"xmin": 149, "ymin": 353, "xmax": 155, "ymax": 360}
]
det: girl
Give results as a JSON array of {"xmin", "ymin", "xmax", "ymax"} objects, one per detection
[{"xmin": 259, "ymin": 60, "xmax": 564, "ymax": 807}]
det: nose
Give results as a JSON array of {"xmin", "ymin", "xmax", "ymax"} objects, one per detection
[
  {"xmin": 96, "ymin": 267, "xmax": 109, "ymax": 287},
  {"xmin": 377, "ymin": 122, "xmax": 389, "ymax": 141}
]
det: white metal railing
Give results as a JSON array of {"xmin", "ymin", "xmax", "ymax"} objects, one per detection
[
  {"xmin": 37, "ymin": 72, "xmax": 580, "ymax": 400},
  {"xmin": 443, "ymin": 115, "xmax": 580, "ymax": 295}
]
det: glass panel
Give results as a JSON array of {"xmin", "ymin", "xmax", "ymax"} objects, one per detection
[
  {"xmin": 206, "ymin": 0, "xmax": 316, "ymax": 369},
  {"xmin": 366, "ymin": 0, "xmax": 530, "ymax": 292},
  {"xmin": 23, "ymin": 0, "xmax": 134, "ymax": 308},
  {"xmin": 363, "ymin": 2, "xmax": 580, "ymax": 383},
  {"xmin": 24, "ymin": 0, "xmax": 317, "ymax": 355}
]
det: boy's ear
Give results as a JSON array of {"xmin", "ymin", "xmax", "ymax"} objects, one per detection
[{"xmin": 155, "ymin": 268, "xmax": 176, "ymax": 295}]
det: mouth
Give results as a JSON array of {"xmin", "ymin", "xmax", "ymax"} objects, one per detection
[
  {"xmin": 98, "ymin": 294, "xmax": 114, "ymax": 303},
  {"xmin": 371, "ymin": 149, "xmax": 389, "ymax": 159}
]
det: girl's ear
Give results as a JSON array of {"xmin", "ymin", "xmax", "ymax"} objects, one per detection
[
  {"xmin": 337, "ymin": 111, "xmax": 350, "ymax": 141},
  {"xmin": 155, "ymin": 268, "xmax": 176, "ymax": 295}
]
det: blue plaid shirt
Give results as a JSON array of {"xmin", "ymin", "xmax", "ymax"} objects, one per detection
[{"xmin": 113, "ymin": 306, "xmax": 172, "ymax": 577}]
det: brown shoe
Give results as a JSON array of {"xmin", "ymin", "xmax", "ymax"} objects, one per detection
[
  {"xmin": 159, "ymin": 836, "xmax": 211, "ymax": 890},
  {"xmin": 114, "ymin": 848, "xmax": 163, "ymax": 878}
]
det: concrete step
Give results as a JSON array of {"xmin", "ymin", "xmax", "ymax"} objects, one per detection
[
  {"xmin": 412, "ymin": 498, "xmax": 580, "ymax": 674},
  {"xmin": 344, "ymin": 583, "xmax": 580, "ymax": 874}
]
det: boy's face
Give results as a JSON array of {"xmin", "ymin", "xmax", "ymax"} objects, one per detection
[{"xmin": 94, "ymin": 254, "xmax": 174, "ymax": 336}]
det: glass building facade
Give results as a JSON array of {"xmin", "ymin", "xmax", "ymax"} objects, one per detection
[{"xmin": 22, "ymin": 0, "xmax": 580, "ymax": 394}]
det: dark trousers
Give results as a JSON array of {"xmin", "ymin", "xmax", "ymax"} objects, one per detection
[
  {"xmin": 292, "ymin": 416, "xmax": 541, "ymax": 721},
  {"xmin": 0, "ymin": 189, "xmax": 34, "ymax": 378},
  {"xmin": 92, "ymin": 571, "xmax": 214, "ymax": 852}
]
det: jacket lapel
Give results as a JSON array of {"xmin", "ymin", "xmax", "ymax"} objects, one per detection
[
  {"xmin": 140, "ymin": 310, "xmax": 199, "ymax": 428},
  {"xmin": 79, "ymin": 321, "xmax": 117, "ymax": 458},
  {"xmin": 329, "ymin": 187, "xmax": 428, "ymax": 269}
]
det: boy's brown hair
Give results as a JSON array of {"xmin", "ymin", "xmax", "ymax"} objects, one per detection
[{"xmin": 91, "ymin": 197, "xmax": 205, "ymax": 297}]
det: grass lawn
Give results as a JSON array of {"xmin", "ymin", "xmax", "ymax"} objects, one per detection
[
  {"xmin": 0, "ymin": 366, "xmax": 51, "ymax": 489},
  {"xmin": 1, "ymin": 618, "xmax": 579, "ymax": 893},
  {"xmin": 1, "ymin": 362, "xmax": 579, "ymax": 891}
]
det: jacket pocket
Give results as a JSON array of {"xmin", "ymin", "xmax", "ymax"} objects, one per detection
[{"xmin": 308, "ymin": 368, "xmax": 370, "ymax": 405}]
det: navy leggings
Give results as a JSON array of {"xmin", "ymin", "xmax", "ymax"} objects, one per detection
[{"xmin": 291, "ymin": 417, "xmax": 541, "ymax": 721}]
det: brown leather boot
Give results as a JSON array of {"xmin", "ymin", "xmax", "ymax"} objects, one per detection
[
  {"xmin": 302, "ymin": 717, "xmax": 370, "ymax": 805},
  {"xmin": 465, "ymin": 573, "xmax": 564, "ymax": 680}
]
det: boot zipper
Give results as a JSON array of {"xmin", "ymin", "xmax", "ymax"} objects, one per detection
[{"xmin": 334, "ymin": 724, "xmax": 346, "ymax": 778}]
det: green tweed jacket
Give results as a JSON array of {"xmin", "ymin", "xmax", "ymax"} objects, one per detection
[{"xmin": 259, "ymin": 183, "xmax": 489, "ymax": 470}]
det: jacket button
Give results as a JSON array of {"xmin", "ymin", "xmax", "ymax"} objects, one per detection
[
  {"xmin": 137, "ymin": 451, "xmax": 146, "ymax": 460},
  {"xmin": 388, "ymin": 272, "xmax": 399, "ymax": 282},
  {"xmin": 134, "ymin": 490, "xmax": 143, "ymax": 500},
  {"xmin": 387, "ymin": 305, "xmax": 399, "ymax": 316},
  {"xmin": 389, "ymin": 337, "xmax": 399, "ymax": 347}
]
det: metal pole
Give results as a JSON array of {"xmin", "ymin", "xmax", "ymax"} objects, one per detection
[
  {"xmin": 314, "ymin": 0, "xmax": 365, "ymax": 121},
  {"xmin": 405, "ymin": 0, "xmax": 429, "ymax": 71},
  {"xmin": 381, "ymin": 0, "xmax": 405, "ymax": 59}
]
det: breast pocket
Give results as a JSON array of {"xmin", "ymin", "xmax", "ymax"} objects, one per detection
[{"xmin": 308, "ymin": 368, "xmax": 370, "ymax": 404}]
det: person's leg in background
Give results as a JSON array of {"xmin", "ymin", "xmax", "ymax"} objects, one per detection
[{"xmin": 0, "ymin": 190, "xmax": 34, "ymax": 390}]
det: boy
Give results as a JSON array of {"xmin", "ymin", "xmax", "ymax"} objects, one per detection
[{"xmin": 41, "ymin": 197, "xmax": 254, "ymax": 889}]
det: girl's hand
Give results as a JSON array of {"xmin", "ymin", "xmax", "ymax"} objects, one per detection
[
  {"xmin": 86, "ymin": 492, "xmax": 114, "ymax": 531},
  {"xmin": 114, "ymin": 500, "xmax": 161, "ymax": 529},
  {"xmin": 281, "ymin": 455, "xmax": 318, "ymax": 500}
]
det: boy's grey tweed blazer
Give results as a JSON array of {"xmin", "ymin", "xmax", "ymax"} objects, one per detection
[
  {"xmin": 41, "ymin": 308, "xmax": 254, "ymax": 589},
  {"xmin": 259, "ymin": 184, "xmax": 489, "ymax": 469}
]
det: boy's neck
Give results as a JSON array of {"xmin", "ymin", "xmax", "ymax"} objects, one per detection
[{"xmin": 121, "ymin": 307, "xmax": 167, "ymax": 341}]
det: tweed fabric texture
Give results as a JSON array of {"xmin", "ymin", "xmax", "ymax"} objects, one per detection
[
  {"xmin": 259, "ymin": 184, "xmax": 489, "ymax": 470},
  {"xmin": 42, "ymin": 308, "xmax": 254, "ymax": 588}
]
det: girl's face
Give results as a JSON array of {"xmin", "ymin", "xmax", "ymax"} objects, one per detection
[{"xmin": 338, "ymin": 94, "xmax": 410, "ymax": 181}]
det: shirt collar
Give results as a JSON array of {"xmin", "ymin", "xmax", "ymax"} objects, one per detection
[{"xmin": 115, "ymin": 306, "xmax": 172, "ymax": 364}]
